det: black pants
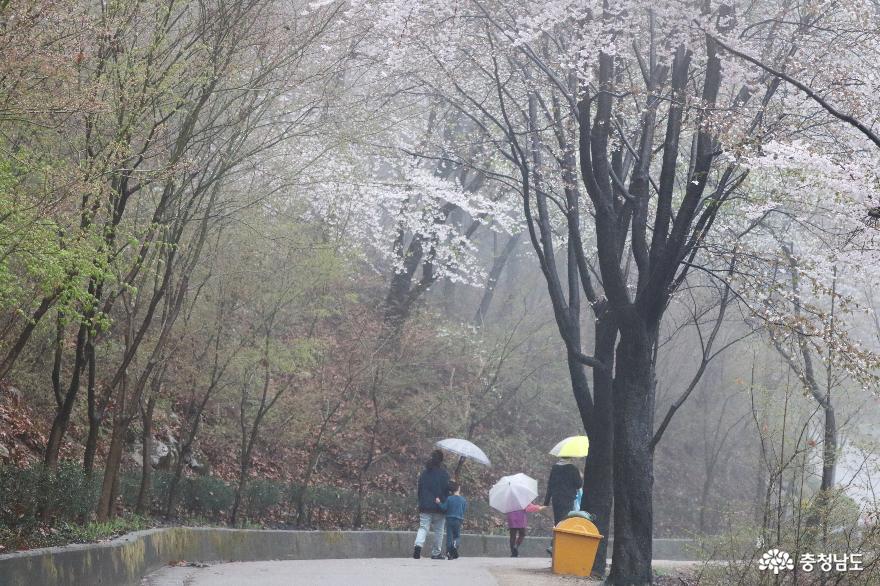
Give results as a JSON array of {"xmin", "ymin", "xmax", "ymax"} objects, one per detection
[
  {"xmin": 551, "ymin": 498, "xmax": 571, "ymax": 525},
  {"xmin": 509, "ymin": 528, "xmax": 525, "ymax": 551}
]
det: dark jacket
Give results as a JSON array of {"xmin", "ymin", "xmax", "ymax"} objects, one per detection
[
  {"xmin": 543, "ymin": 462, "xmax": 582, "ymax": 506},
  {"xmin": 438, "ymin": 494, "xmax": 467, "ymax": 520},
  {"xmin": 417, "ymin": 465, "xmax": 450, "ymax": 513}
]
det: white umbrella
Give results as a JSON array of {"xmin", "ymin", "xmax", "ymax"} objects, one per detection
[
  {"xmin": 489, "ymin": 473, "xmax": 539, "ymax": 514},
  {"xmin": 434, "ymin": 438, "xmax": 491, "ymax": 466}
]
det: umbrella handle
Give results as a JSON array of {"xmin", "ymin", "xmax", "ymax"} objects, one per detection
[{"xmin": 454, "ymin": 455, "xmax": 466, "ymax": 480}]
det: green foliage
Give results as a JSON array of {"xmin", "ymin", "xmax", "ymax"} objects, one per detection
[
  {"xmin": 0, "ymin": 151, "xmax": 110, "ymax": 327},
  {"xmin": 0, "ymin": 457, "xmax": 511, "ymax": 551},
  {"xmin": 0, "ymin": 463, "xmax": 100, "ymax": 530},
  {"xmin": 181, "ymin": 476, "xmax": 237, "ymax": 519},
  {"xmin": 0, "ymin": 463, "xmax": 103, "ymax": 550},
  {"xmin": 58, "ymin": 515, "xmax": 150, "ymax": 545},
  {"xmin": 118, "ymin": 471, "xmax": 237, "ymax": 521},
  {"xmin": 243, "ymin": 478, "xmax": 284, "ymax": 518}
]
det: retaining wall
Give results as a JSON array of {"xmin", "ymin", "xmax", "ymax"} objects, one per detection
[{"xmin": 0, "ymin": 528, "xmax": 695, "ymax": 586}]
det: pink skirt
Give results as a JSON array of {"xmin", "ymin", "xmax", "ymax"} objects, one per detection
[{"xmin": 506, "ymin": 510, "xmax": 528, "ymax": 529}]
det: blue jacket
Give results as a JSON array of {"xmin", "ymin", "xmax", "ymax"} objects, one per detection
[
  {"xmin": 439, "ymin": 494, "xmax": 467, "ymax": 520},
  {"xmin": 417, "ymin": 466, "xmax": 450, "ymax": 513}
]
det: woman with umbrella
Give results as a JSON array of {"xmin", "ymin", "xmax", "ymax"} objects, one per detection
[
  {"xmin": 415, "ymin": 438, "xmax": 488, "ymax": 560},
  {"xmin": 489, "ymin": 473, "xmax": 546, "ymax": 557},
  {"xmin": 543, "ymin": 436, "xmax": 588, "ymax": 524},
  {"xmin": 413, "ymin": 449, "xmax": 450, "ymax": 559}
]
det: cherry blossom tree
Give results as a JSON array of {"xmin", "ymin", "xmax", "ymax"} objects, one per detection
[{"xmin": 350, "ymin": 0, "xmax": 880, "ymax": 582}]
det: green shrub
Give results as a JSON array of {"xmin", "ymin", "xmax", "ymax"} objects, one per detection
[
  {"xmin": 0, "ymin": 463, "xmax": 99, "ymax": 529},
  {"xmin": 184, "ymin": 475, "xmax": 235, "ymax": 519},
  {"xmin": 244, "ymin": 478, "xmax": 283, "ymax": 517},
  {"xmin": 59, "ymin": 515, "xmax": 150, "ymax": 544}
]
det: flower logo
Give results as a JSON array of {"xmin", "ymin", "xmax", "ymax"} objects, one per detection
[{"xmin": 759, "ymin": 549, "xmax": 794, "ymax": 574}]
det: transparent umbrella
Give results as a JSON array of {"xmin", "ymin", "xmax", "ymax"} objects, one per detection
[
  {"xmin": 435, "ymin": 438, "xmax": 490, "ymax": 478},
  {"xmin": 489, "ymin": 473, "xmax": 539, "ymax": 514}
]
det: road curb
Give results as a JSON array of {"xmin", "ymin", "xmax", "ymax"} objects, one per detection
[{"xmin": 0, "ymin": 527, "xmax": 695, "ymax": 586}]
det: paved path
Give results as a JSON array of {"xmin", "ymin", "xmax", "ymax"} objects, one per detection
[{"xmin": 143, "ymin": 558, "xmax": 600, "ymax": 585}]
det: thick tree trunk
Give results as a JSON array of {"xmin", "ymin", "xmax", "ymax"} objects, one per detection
[
  {"xmin": 607, "ymin": 325, "xmax": 656, "ymax": 586},
  {"xmin": 381, "ymin": 231, "xmax": 424, "ymax": 342},
  {"xmin": 135, "ymin": 396, "xmax": 156, "ymax": 515},
  {"xmin": 383, "ymin": 271, "xmax": 417, "ymax": 330},
  {"xmin": 582, "ymin": 313, "xmax": 616, "ymax": 577}
]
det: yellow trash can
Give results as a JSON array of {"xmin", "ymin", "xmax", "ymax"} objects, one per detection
[{"xmin": 551, "ymin": 516, "xmax": 604, "ymax": 577}]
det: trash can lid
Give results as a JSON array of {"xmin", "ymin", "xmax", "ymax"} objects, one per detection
[{"xmin": 552, "ymin": 517, "xmax": 604, "ymax": 538}]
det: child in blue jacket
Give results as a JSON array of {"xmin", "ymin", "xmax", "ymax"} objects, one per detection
[{"xmin": 435, "ymin": 481, "xmax": 467, "ymax": 559}]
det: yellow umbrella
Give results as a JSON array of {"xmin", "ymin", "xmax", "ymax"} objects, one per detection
[{"xmin": 549, "ymin": 435, "xmax": 590, "ymax": 458}]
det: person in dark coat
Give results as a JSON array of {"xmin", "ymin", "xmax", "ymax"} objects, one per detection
[
  {"xmin": 543, "ymin": 457, "xmax": 582, "ymax": 524},
  {"xmin": 413, "ymin": 449, "xmax": 450, "ymax": 559}
]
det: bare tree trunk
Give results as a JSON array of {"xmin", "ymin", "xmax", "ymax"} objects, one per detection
[
  {"xmin": 382, "ymin": 231, "xmax": 425, "ymax": 340},
  {"xmin": 0, "ymin": 293, "xmax": 58, "ymax": 382},
  {"xmin": 232, "ymin": 373, "xmax": 269, "ymax": 527},
  {"xmin": 83, "ymin": 340, "xmax": 99, "ymax": 475},
  {"xmin": 775, "ymin": 249, "xmax": 838, "ymax": 537},
  {"xmin": 165, "ymin": 420, "xmax": 199, "ymax": 519},
  {"xmin": 754, "ymin": 437, "xmax": 767, "ymax": 526},
  {"xmin": 165, "ymin": 377, "xmax": 223, "ymax": 518},
  {"xmin": 231, "ymin": 455, "xmax": 251, "ymax": 526},
  {"xmin": 295, "ymin": 404, "xmax": 343, "ymax": 526},
  {"xmin": 352, "ymin": 368, "xmax": 384, "ymax": 529},
  {"xmin": 698, "ymin": 460, "xmax": 717, "ymax": 535},
  {"xmin": 473, "ymin": 233, "xmax": 521, "ymax": 326},
  {"xmin": 45, "ymin": 324, "xmax": 87, "ymax": 467},
  {"xmin": 352, "ymin": 449, "xmax": 374, "ymax": 529},
  {"xmin": 821, "ymin": 406, "xmax": 837, "ymax": 493},
  {"xmin": 607, "ymin": 325, "xmax": 656, "ymax": 586},
  {"xmin": 96, "ymin": 379, "xmax": 128, "ymax": 522},
  {"xmin": 135, "ymin": 395, "xmax": 156, "ymax": 515},
  {"xmin": 820, "ymin": 270, "xmax": 838, "ymax": 498},
  {"xmin": 232, "ymin": 414, "xmax": 263, "ymax": 527},
  {"xmin": 582, "ymin": 311, "xmax": 616, "ymax": 577}
]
